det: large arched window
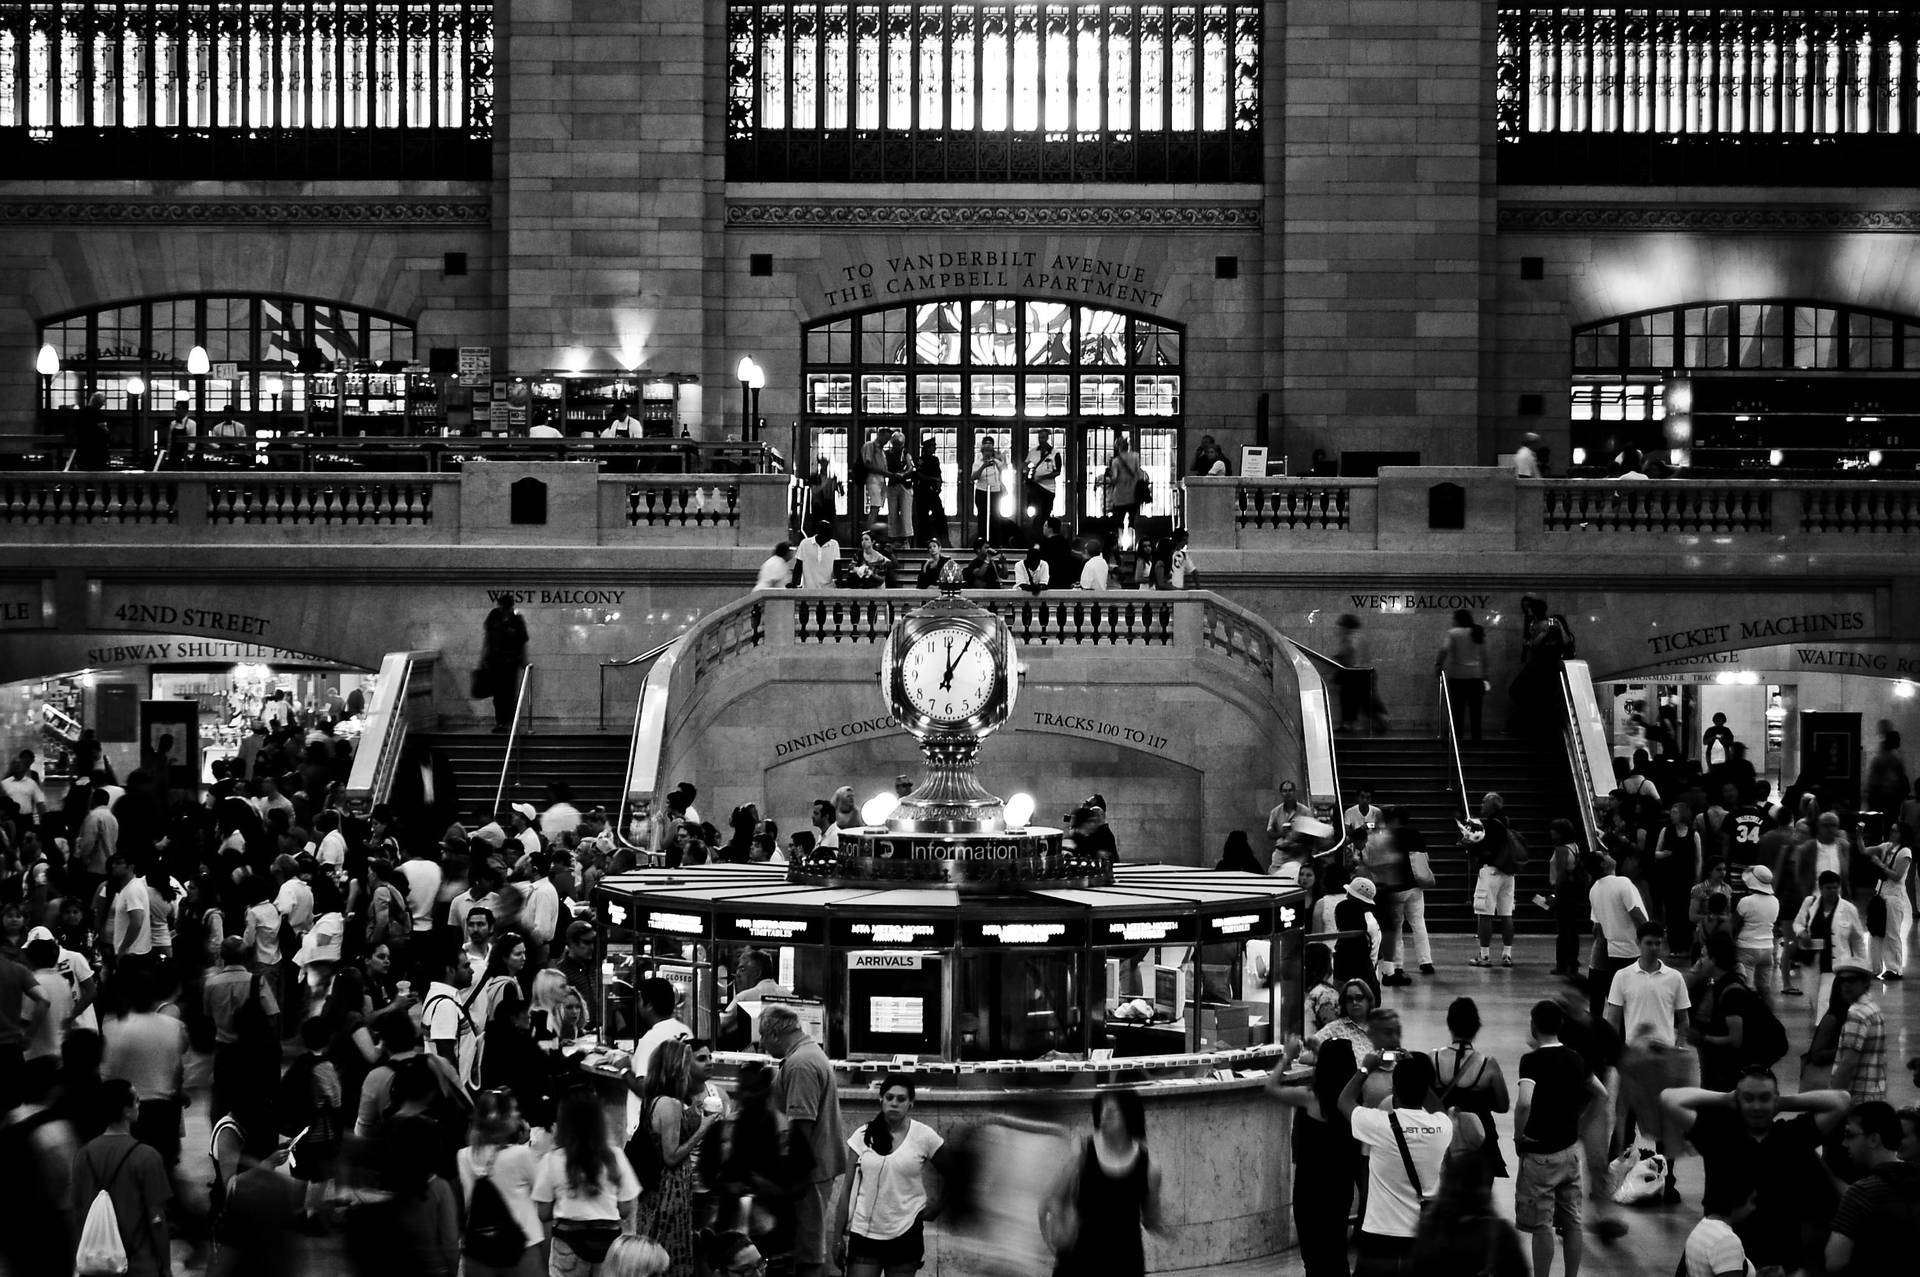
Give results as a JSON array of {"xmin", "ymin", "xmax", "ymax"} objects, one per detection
[
  {"xmin": 802, "ymin": 298, "xmax": 1183, "ymax": 524},
  {"xmin": 39, "ymin": 293, "xmax": 416, "ymax": 424},
  {"xmin": 727, "ymin": 2, "xmax": 1262, "ymax": 182},
  {"xmin": 1570, "ymin": 299, "xmax": 1920, "ymax": 472}
]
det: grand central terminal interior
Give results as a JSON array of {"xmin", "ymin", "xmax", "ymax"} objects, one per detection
[{"xmin": 3, "ymin": 5, "xmax": 1919, "ymax": 1277}]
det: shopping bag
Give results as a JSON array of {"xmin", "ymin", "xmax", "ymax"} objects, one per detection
[
  {"xmin": 74, "ymin": 1187, "xmax": 128, "ymax": 1275},
  {"xmin": 1611, "ymin": 1149, "xmax": 1668, "ymax": 1206}
]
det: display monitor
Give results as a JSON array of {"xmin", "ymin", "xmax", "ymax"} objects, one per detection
[
  {"xmin": 846, "ymin": 953, "xmax": 944, "ymax": 1058},
  {"xmin": 1152, "ymin": 964, "xmax": 1186, "ymax": 1021}
]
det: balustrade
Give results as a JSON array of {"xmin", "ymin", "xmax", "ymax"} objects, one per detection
[
  {"xmin": 1234, "ymin": 481, "xmax": 1353, "ymax": 531},
  {"xmin": 1801, "ymin": 487, "xmax": 1920, "ymax": 534},
  {"xmin": 1200, "ymin": 598, "xmax": 1275, "ymax": 684},
  {"xmin": 1538, "ymin": 482, "xmax": 1773, "ymax": 533},
  {"xmin": 207, "ymin": 478, "xmax": 438, "ymax": 524},
  {"xmin": 0, "ymin": 476, "xmax": 176, "ymax": 523},
  {"xmin": 624, "ymin": 482, "xmax": 742, "ymax": 528},
  {"xmin": 692, "ymin": 602, "xmax": 767, "ymax": 681}
]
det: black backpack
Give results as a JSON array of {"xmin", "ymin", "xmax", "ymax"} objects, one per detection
[
  {"xmin": 622, "ymin": 1096, "xmax": 666, "ymax": 1193},
  {"xmin": 1719, "ymin": 976, "xmax": 1788, "ymax": 1068},
  {"xmin": 462, "ymin": 1157, "xmax": 528, "ymax": 1266},
  {"xmin": 277, "ymin": 1054, "xmax": 319, "ymax": 1137}
]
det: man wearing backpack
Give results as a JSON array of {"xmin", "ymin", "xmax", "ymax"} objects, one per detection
[
  {"xmin": 353, "ymin": 1010, "xmax": 469, "ymax": 1139},
  {"xmin": 71, "ymin": 1079, "xmax": 172, "ymax": 1277},
  {"xmin": 1689, "ymin": 933, "xmax": 1786, "ymax": 1090}
]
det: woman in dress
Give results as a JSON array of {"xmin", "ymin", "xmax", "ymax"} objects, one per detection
[
  {"xmin": 1265, "ymin": 1039, "xmax": 1359, "ymax": 1277},
  {"xmin": 1432, "ymin": 996, "xmax": 1511, "ymax": 1180},
  {"xmin": 634, "ymin": 1038, "xmax": 721, "ymax": 1276},
  {"xmin": 833, "ymin": 1074, "xmax": 950, "ymax": 1277},
  {"xmin": 1040, "ymin": 1089, "xmax": 1163, "ymax": 1277},
  {"xmin": 912, "ymin": 437, "xmax": 947, "ymax": 547}
]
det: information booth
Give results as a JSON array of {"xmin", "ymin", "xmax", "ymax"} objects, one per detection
[{"xmin": 580, "ymin": 576, "xmax": 1313, "ymax": 1271}]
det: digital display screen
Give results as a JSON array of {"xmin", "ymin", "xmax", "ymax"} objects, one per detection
[
  {"xmin": 1095, "ymin": 915, "xmax": 1196, "ymax": 947},
  {"xmin": 643, "ymin": 909, "xmax": 707, "ymax": 938},
  {"xmin": 960, "ymin": 916, "xmax": 1088, "ymax": 948},
  {"xmin": 829, "ymin": 917, "xmax": 957, "ymax": 948},
  {"xmin": 1202, "ymin": 908, "xmax": 1274, "ymax": 942},
  {"xmin": 869, "ymin": 996, "xmax": 924, "ymax": 1036},
  {"xmin": 716, "ymin": 912, "xmax": 823, "ymax": 946}
]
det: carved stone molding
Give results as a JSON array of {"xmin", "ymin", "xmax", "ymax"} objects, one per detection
[
  {"xmin": 1500, "ymin": 204, "xmax": 1920, "ymax": 233},
  {"xmin": 0, "ymin": 199, "xmax": 491, "ymax": 226},
  {"xmin": 728, "ymin": 201, "xmax": 1261, "ymax": 228}
]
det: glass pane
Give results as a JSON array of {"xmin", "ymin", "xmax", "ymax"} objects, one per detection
[
  {"xmin": 1025, "ymin": 301, "xmax": 1073, "ymax": 363},
  {"xmin": 1022, "ymin": 374, "xmax": 1070, "ymax": 416},
  {"xmin": 1079, "ymin": 307, "xmax": 1126, "ymax": 364},
  {"xmin": 1133, "ymin": 374, "xmax": 1181, "ymax": 415},
  {"xmin": 93, "ymin": 306, "xmax": 142, "ymax": 362},
  {"xmin": 1573, "ymin": 330, "xmax": 1601, "ymax": 369},
  {"xmin": 969, "ymin": 299, "xmax": 1017, "ymax": 365},
  {"xmin": 914, "ymin": 374, "xmax": 963, "ymax": 415},
  {"xmin": 1078, "ymin": 373, "xmax": 1125, "ymax": 415},
  {"xmin": 1131, "ymin": 321, "xmax": 1180, "ymax": 366},
  {"xmin": 918, "ymin": 424, "xmax": 960, "ymax": 542},
  {"xmin": 860, "ymin": 373, "xmax": 907, "ymax": 413},
  {"xmin": 1683, "ymin": 306, "xmax": 1730, "ymax": 369},
  {"xmin": 1136, "ymin": 426, "xmax": 1178, "ymax": 517},
  {"xmin": 1625, "ymin": 311, "xmax": 1672, "ymax": 369},
  {"xmin": 809, "ymin": 425, "xmax": 851, "ymax": 506},
  {"xmin": 808, "ymin": 319, "xmax": 854, "ymax": 364},
  {"xmin": 1737, "ymin": 303, "xmax": 1784, "ymax": 368},
  {"xmin": 261, "ymin": 299, "xmax": 302, "ymax": 364},
  {"xmin": 915, "ymin": 303, "xmax": 962, "ymax": 364},
  {"xmin": 1849, "ymin": 313, "xmax": 1895, "ymax": 370},
  {"xmin": 807, "ymin": 372, "xmax": 854, "ymax": 413},
  {"xmin": 1081, "ymin": 424, "xmax": 1117, "ymax": 518},
  {"xmin": 862, "ymin": 307, "xmax": 911, "ymax": 364},
  {"xmin": 970, "ymin": 373, "xmax": 1017, "ymax": 416}
]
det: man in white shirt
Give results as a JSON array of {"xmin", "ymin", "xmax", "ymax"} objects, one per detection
[
  {"xmin": 1514, "ymin": 432, "xmax": 1542, "ymax": 478},
  {"xmin": 630, "ymin": 976, "xmax": 692, "ymax": 1078},
  {"xmin": 1, "ymin": 754, "xmax": 47, "ymax": 819},
  {"xmin": 399, "ymin": 846, "xmax": 445, "ymax": 946},
  {"xmin": 754, "ymin": 541, "xmax": 796, "ymax": 591},
  {"xmin": 76, "ymin": 788, "xmax": 119, "ymax": 878},
  {"xmin": 521, "ymin": 852, "xmax": 561, "ymax": 949},
  {"xmin": 312, "ymin": 810, "xmax": 348, "ymax": 871},
  {"xmin": 1586, "ymin": 849, "xmax": 1649, "ymax": 1018},
  {"xmin": 1339, "ymin": 1040, "xmax": 1454, "ymax": 1271},
  {"xmin": 106, "ymin": 852, "xmax": 153, "ymax": 971},
  {"xmin": 1606, "ymin": 921, "xmax": 1694, "ymax": 1203},
  {"xmin": 505, "ymin": 804, "xmax": 543, "ymax": 860},
  {"xmin": 271, "ymin": 855, "xmax": 315, "ymax": 937},
  {"xmin": 1077, "ymin": 544, "xmax": 1113, "ymax": 590},
  {"xmin": 1342, "ymin": 788, "xmax": 1384, "ymax": 838},
  {"xmin": 796, "ymin": 524, "xmax": 840, "ymax": 588},
  {"xmin": 811, "ymin": 799, "xmax": 841, "ymax": 851},
  {"xmin": 423, "ymin": 948, "xmax": 476, "ymax": 1068},
  {"xmin": 1683, "ymin": 1184, "xmax": 1758, "ymax": 1277}
]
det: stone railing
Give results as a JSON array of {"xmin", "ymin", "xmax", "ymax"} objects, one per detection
[
  {"xmin": 786, "ymin": 592, "xmax": 1178, "ymax": 647},
  {"xmin": 0, "ymin": 464, "xmax": 796, "ymax": 546},
  {"xmin": 1184, "ymin": 472, "xmax": 1920, "ymax": 553}
]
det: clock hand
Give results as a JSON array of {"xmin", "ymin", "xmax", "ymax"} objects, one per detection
[
  {"xmin": 939, "ymin": 637, "xmax": 958, "ymax": 690},
  {"xmin": 941, "ymin": 637, "xmax": 975, "ymax": 691}
]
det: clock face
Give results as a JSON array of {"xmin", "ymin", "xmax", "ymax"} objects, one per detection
[{"xmin": 900, "ymin": 625, "xmax": 998, "ymax": 723}]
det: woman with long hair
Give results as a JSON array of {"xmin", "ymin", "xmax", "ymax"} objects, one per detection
[
  {"xmin": 711, "ymin": 1060, "xmax": 800, "ymax": 1254},
  {"xmin": 1266, "ymin": 1038, "xmax": 1359, "ymax": 1277},
  {"xmin": 469, "ymin": 932, "xmax": 530, "ymax": 1025},
  {"xmin": 1216, "ymin": 830, "xmax": 1262, "ymax": 875},
  {"xmin": 634, "ymin": 1038, "xmax": 722, "ymax": 1276},
  {"xmin": 533, "ymin": 1090, "xmax": 640, "ymax": 1277},
  {"xmin": 833, "ymin": 1074, "xmax": 949, "ymax": 1277},
  {"xmin": 1436, "ymin": 607, "xmax": 1487, "ymax": 743},
  {"xmin": 319, "ymin": 963, "xmax": 379, "ymax": 1118},
  {"xmin": 1040, "ymin": 1089, "xmax": 1163, "ymax": 1277},
  {"xmin": 456, "ymin": 1089, "xmax": 543, "ymax": 1277}
]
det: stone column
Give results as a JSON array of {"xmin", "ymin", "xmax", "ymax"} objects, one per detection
[{"xmin": 1280, "ymin": 0, "xmax": 1498, "ymax": 467}]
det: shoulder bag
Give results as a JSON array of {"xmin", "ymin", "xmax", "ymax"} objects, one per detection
[{"xmin": 1387, "ymin": 1111, "xmax": 1429, "ymax": 1214}]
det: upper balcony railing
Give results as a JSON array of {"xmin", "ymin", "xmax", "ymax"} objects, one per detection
[
  {"xmin": 0, "ymin": 467, "xmax": 804, "ymax": 547},
  {"xmin": 1185, "ymin": 471, "xmax": 1920, "ymax": 552},
  {"xmin": 0, "ymin": 0, "xmax": 493, "ymax": 179},
  {"xmin": 1497, "ymin": 4, "xmax": 1920, "ymax": 185}
]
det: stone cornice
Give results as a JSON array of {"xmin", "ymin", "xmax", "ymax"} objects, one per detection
[
  {"xmin": 1499, "ymin": 203, "xmax": 1920, "ymax": 233},
  {"xmin": 727, "ymin": 201, "xmax": 1261, "ymax": 228},
  {"xmin": 0, "ymin": 199, "xmax": 491, "ymax": 226}
]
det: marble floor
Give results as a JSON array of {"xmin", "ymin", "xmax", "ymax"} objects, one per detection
[{"xmin": 1177, "ymin": 933, "xmax": 1919, "ymax": 1277}]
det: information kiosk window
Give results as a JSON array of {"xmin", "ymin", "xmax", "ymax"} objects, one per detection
[
  {"xmin": 831, "ymin": 916, "xmax": 956, "ymax": 1060},
  {"xmin": 712, "ymin": 911, "xmax": 831, "ymax": 1052},
  {"xmin": 957, "ymin": 916, "xmax": 1088, "ymax": 1060},
  {"xmin": 601, "ymin": 901, "xmax": 718, "ymax": 1048}
]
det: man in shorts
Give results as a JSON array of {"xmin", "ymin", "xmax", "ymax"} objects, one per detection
[{"xmin": 1515, "ymin": 1000, "xmax": 1609, "ymax": 1276}]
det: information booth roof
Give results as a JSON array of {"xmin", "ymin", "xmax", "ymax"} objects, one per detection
[{"xmin": 596, "ymin": 863, "xmax": 1304, "ymax": 933}]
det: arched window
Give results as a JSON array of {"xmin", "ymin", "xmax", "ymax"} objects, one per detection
[
  {"xmin": 727, "ymin": 2, "xmax": 1262, "ymax": 182},
  {"xmin": 1570, "ymin": 299, "xmax": 1920, "ymax": 472},
  {"xmin": 802, "ymin": 298, "xmax": 1183, "ymax": 527},
  {"xmin": 39, "ymin": 293, "xmax": 416, "ymax": 423}
]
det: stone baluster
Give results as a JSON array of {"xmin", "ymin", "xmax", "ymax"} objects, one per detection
[{"xmin": 727, "ymin": 484, "xmax": 741, "ymax": 525}]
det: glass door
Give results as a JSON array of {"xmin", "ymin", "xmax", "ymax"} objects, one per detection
[
  {"xmin": 805, "ymin": 424, "xmax": 851, "ymax": 537},
  {"xmin": 963, "ymin": 424, "xmax": 1015, "ymax": 547},
  {"xmin": 914, "ymin": 424, "xmax": 960, "ymax": 549}
]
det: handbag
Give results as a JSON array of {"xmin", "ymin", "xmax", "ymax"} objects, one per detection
[
  {"xmin": 1409, "ymin": 850, "xmax": 1437, "ymax": 890},
  {"xmin": 1868, "ymin": 893, "xmax": 1889, "ymax": 936},
  {"xmin": 553, "ymin": 1220, "xmax": 623, "ymax": 1264},
  {"xmin": 469, "ymin": 667, "xmax": 491, "ymax": 699}
]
